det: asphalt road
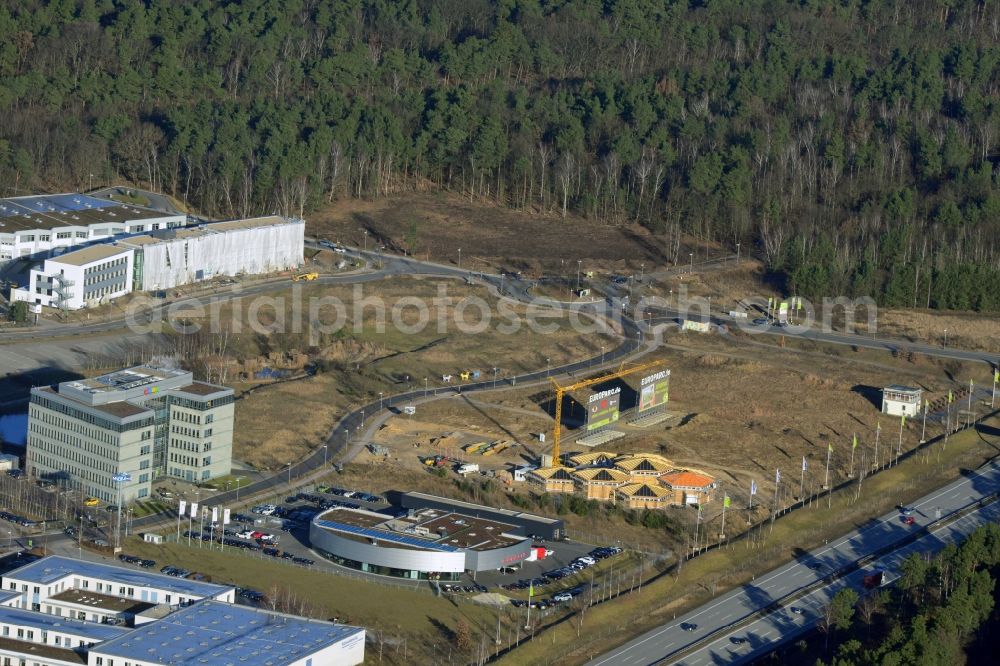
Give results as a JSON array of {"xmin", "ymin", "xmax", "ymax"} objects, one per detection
[
  {"xmin": 586, "ymin": 458, "xmax": 1000, "ymax": 666},
  {"xmin": 2, "ymin": 243, "xmax": 991, "ymax": 530},
  {"xmin": 677, "ymin": 498, "xmax": 1000, "ymax": 665}
]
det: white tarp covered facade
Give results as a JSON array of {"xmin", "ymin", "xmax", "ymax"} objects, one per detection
[{"xmin": 131, "ymin": 216, "xmax": 304, "ymax": 290}]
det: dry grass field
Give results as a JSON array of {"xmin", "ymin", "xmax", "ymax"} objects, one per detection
[
  {"xmin": 309, "ymin": 192, "xmax": 678, "ymax": 277},
  {"xmin": 220, "ymin": 278, "xmax": 618, "ymax": 470},
  {"xmin": 358, "ymin": 327, "xmax": 994, "ymax": 547}
]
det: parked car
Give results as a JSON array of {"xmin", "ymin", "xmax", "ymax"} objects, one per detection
[
  {"xmin": 83, "ymin": 497, "xmax": 100, "ymax": 507},
  {"xmin": 552, "ymin": 592, "xmax": 573, "ymax": 602}
]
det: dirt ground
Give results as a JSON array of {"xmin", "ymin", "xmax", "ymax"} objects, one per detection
[
  {"xmin": 309, "ymin": 192, "xmax": 686, "ymax": 278},
  {"xmin": 226, "ymin": 278, "xmax": 619, "ymax": 471},
  {"xmin": 361, "ymin": 326, "xmax": 994, "ymax": 539}
]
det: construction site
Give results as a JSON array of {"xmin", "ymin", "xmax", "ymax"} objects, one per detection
[{"xmin": 351, "ymin": 327, "xmax": 997, "ymax": 550}]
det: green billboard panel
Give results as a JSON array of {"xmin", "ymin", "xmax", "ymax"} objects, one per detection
[
  {"xmin": 586, "ymin": 387, "xmax": 621, "ymax": 431},
  {"xmin": 638, "ymin": 369, "xmax": 670, "ymax": 413}
]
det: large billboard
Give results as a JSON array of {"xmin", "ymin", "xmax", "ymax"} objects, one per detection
[
  {"xmin": 586, "ymin": 387, "xmax": 621, "ymax": 431},
  {"xmin": 638, "ymin": 369, "xmax": 670, "ymax": 413}
]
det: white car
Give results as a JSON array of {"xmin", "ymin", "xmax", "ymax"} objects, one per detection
[
  {"xmin": 235, "ymin": 530, "xmax": 255, "ymax": 539},
  {"xmin": 333, "ymin": 246, "xmax": 347, "ymax": 254},
  {"xmin": 553, "ymin": 592, "xmax": 573, "ymax": 602}
]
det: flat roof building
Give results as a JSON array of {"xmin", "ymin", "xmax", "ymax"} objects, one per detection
[
  {"xmin": 310, "ymin": 506, "xmax": 531, "ymax": 580},
  {"xmin": 0, "ymin": 556, "xmax": 364, "ymax": 666},
  {"xmin": 0, "ymin": 193, "xmax": 186, "ymax": 267},
  {"xmin": 882, "ymin": 385, "xmax": 922, "ymax": 417},
  {"xmin": 398, "ymin": 491, "xmax": 565, "ymax": 540},
  {"xmin": 10, "ymin": 215, "xmax": 303, "ymax": 310},
  {"xmin": 90, "ymin": 600, "xmax": 365, "ymax": 666},
  {"xmin": 27, "ymin": 365, "xmax": 235, "ymax": 502}
]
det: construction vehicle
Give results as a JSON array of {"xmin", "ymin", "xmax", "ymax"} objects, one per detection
[
  {"xmin": 422, "ymin": 455, "xmax": 451, "ymax": 467},
  {"xmin": 292, "ymin": 272, "xmax": 319, "ymax": 282},
  {"xmin": 459, "ymin": 371, "xmax": 470, "ymax": 381}
]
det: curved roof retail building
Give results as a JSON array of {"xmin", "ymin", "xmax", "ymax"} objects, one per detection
[{"xmin": 309, "ymin": 507, "xmax": 531, "ymax": 580}]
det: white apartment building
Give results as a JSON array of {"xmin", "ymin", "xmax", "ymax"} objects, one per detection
[
  {"xmin": 26, "ymin": 366, "xmax": 234, "ymax": 503},
  {"xmin": 0, "ymin": 193, "xmax": 186, "ymax": 265},
  {"xmin": 12, "ymin": 244, "xmax": 134, "ymax": 310}
]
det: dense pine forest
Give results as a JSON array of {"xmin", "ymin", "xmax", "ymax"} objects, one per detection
[
  {"xmin": 1, "ymin": 0, "xmax": 999, "ymax": 309},
  {"xmin": 809, "ymin": 523, "xmax": 1000, "ymax": 666}
]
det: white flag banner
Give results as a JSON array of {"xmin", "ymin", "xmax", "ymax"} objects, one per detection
[
  {"xmin": 211, "ymin": 507, "xmax": 218, "ymax": 523},
  {"xmin": 223, "ymin": 508, "xmax": 231, "ymax": 525},
  {"xmin": 178, "ymin": 500, "xmax": 187, "ymax": 517},
  {"xmin": 189, "ymin": 502, "xmax": 199, "ymax": 519}
]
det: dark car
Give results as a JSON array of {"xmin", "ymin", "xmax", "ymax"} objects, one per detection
[
  {"xmin": 730, "ymin": 637, "xmax": 748, "ymax": 645},
  {"xmin": 680, "ymin": 622, "xmax": 698, "ymax": 632},
  {"xmin": 139, "ymin": 559, "xmax": 155, "ymax": 568}
]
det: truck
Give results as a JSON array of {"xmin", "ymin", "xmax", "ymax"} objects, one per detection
[
  {"xmin": 292, "ymin": 272, "xmax": 319, "ymax": 282},
  {"xmin": 862, "ymin": 570, "xmax": 885, "ymax": 589},
  {"xmin": 456, "ymin": 463, "xmax": 480, "ymax": 476}
]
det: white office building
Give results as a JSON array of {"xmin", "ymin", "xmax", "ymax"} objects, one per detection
[
  {"xmin": 0, "ymin": 556, "xmax": 365, "ymax": 666},
  {"xmin": 10, "ymin": 215, "xmax": 303, "ymax": 310},
  {"xmin": 26, "ymin": 365, "xmax": 235, "ymax": 502},
  {"xmin": 0, "ymin": 193, "xmax": 186, "ymax": 265}
]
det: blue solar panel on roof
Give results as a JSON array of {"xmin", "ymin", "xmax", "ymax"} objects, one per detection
[
  {"xmin": 93, "ymin": 599, "xmax": 363, "ymax": 665},
  {"xmin": 316, "ymin": 519, "xmax": 460, "ymax": 551},
  {"xmin": 0, "ymin": 194, "xmax": 119, "ymax": 218}
]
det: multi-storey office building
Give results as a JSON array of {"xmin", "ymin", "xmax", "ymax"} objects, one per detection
[
  {"xmin": 0, "ymin": 193, "xmax": 186, "ymax": 266},
  {"xmin": 26, "ymin": 366, "xmax": 234, "ymax": 502}
]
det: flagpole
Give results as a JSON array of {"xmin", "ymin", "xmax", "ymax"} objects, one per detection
[
  {"xmin": 824, "ymin": 445, "xmax": 831, "ymax": 490},
  {"xmin": 896, "ymin": 415, "xmax": 904, "ymax": 465},
  {"xmin": 920, "ymin": 399, "xmax": 928, "ymax": 443},
  {"xmin": 967, "ymin": 379, "xmax": 974, "ymax": 427},
  {"xmin": 799, "ymin": 458, "xmax": 805, "ymax": 501},
  {"xmin": 992, "ymin": 370, "xmax": 997, "ymax": 410},
  {"xmin": 720, "ymin": 494, "xmax": 728, "ymax": 539},
  {"xmin": 874, "ymin": 421, "xmax": 880, "ymax": 471}
]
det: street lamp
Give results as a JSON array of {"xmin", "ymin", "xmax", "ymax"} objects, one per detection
[
  {"xmin": 736, "ymin": 242, "xmax": 741, "ymax": 264},
  {"xmin": 379, "ymin": 392, "xmax": 384, "ymax": 410},
  {"xmin": 360, "ymin": 409, "xmax": 365, "ymax": 429},
  {"xmin": 286, "ymin": 463, "xmax": 293, "ymax": 486},
  {"xmin": 943, "ymin": 329, "xmax": 948, "ymax": 347},
  {"xmin": 576, "ymin": 260, "xmax": 582, "ymax": 289},
  {"xmin": 546, "ymin": 358, "xmax": 551, "ymax": 377},
  {"xmin": 88, "ymin": 173, "xmax": 94, "ymax": 191},
  {"xmin": 639, "ymin": 263, "xmax": 644, "ymax": 283},
  {"xmin": 601, "ymin": 345, "xmax": 605, "ymax": 364},
  {"xmin": 457, "ymin": 248, "xmax": 461, "ymax": 269},
  {"xmin": 361, "ymin": 229, "xmax": 368, "ymax": 252},
  {"xmin": 499, "ymin": 272, "xmax": 505, "ymax": 295},
  {"xmin": 493, "ymin": 367, "xmax": 499, "ymax": 389},
  {"xmin": 322, "ymin": 444, "xmax": 328, "ymax": 466},
  {"xmin": 689, "ymin": 252, "xmax": 694, "ymax": 274},
  {"xmin": 424, "ymin": 377, "xmax": 428, "ymax": 396}
]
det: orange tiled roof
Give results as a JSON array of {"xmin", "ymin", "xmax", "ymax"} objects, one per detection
[{"xmin": 660, "ymin": 471, "xmax": 714, "ymax": 488}]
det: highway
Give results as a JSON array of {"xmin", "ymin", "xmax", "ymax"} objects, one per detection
[
  {"xmin": 678, "ymin": 498, "xmax": 1000, "ymax": 665},
  {"xmin": 586, "ymin": 457, "xmax": 1000, "ymax": 666}
]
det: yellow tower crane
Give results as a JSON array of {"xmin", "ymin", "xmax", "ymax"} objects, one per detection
[{"xmin": 548, "ymin": 359, "xmax": 664, "ymax": 466}]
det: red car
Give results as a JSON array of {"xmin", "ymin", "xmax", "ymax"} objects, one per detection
[{"xmin": 903, "ymin": 516, "xmax": 916, "ymax": 525}]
